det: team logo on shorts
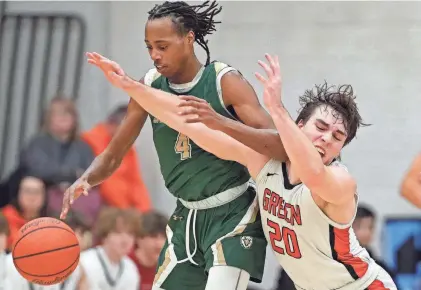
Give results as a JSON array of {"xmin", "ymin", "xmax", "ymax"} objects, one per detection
[{"xmin": 240, "ymin": 236, "xmax": 253, "ymax": 249}]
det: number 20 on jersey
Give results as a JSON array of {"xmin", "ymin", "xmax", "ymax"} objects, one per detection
[{"xmin": 267, "ymin": 219, "xmax": 302, "ymax": 259}]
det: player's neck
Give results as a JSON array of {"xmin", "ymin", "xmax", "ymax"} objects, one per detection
[
  {"xmin": 134, "ymin": 247, "xmax": 156, "ymax": 268},
  {"xmin": 101, "ymin": 244, "xmax": 123, "ymax": 265},
  {"xmin": 168, "ymin": 56, "xmax": 203, "ymax": 84}
]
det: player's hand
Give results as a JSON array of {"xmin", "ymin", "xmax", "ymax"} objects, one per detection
[
  {"xmin": 177, "ymin": 95, "xmax": 224, "ymax": 130},
  {"xmin": 255, "ymin": 53, "xmax": 283, "ymax": 111},
  {"xmin": 86, "ymin": 52, "xmax": 137, "ymax": 91},
  {"xmin": 60, "ymin": 178, "xmax": 90, "ymax": 220}
]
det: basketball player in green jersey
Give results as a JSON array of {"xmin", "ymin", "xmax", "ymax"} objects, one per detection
[{"xmin": 61, "ymin": 2, "xmax": 286, "ymax": 290}]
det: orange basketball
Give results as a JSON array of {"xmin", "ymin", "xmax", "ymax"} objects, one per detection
[{"xmin": 12, "ymin": 217, "xmax": 80, "ymax": 286}]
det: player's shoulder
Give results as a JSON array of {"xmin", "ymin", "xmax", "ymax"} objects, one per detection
[
  {"xmin": 212, "ymin": 61, "xmax": 239, "ymax": 75},
  {"xmin": 143, "ymin": 67, "xmax": 162, "ymax": 86},
  {"xmin": 255, "ymin": 159, "xmax": 284, "ymax": 184}
]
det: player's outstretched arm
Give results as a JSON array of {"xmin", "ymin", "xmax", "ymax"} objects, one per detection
[
  {"xmin": 130, "ymin": 84, "xmax": 268, "ymax": 178},
  {"xmin": 256, "ymin": 54, "xmax": 355, "ymax": 205},
  {"xmin": 85, "ymin": 52, "xmax": 269, "ymax": 179},
  {"xmin": 177, "ymin": 71, "xmax": 287, "ymax": 162},
  {"xmin": 400, "ymin": 153, "xmax": 421, "ymax": 208},
  {"xmin": 82, "ymin": 98, "xmax": 147, "ymax": 186}
]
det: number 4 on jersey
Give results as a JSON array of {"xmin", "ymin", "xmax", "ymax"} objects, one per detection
[
  {"xmin": 267, "ymin": 219, "xmax": 302, "ymax": 259},
  {"xmin": 175, "ymin": 133, "xmax": 192, "ymax": 160}
]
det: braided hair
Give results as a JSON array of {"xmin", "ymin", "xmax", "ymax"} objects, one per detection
[{"xmin": 148, "ymin": 1, "xmax": 222, "ymax": 65}]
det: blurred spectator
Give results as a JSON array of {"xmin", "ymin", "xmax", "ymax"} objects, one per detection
[
  {"xmin": 20, "ymin": 96, "xmax": 102, "ymax": 226},
  {"xmin": 0, "ymin": 212, "xmax": 9, "ymax": 288},
  {"xmin": 79, "ymin": 207, "xmax": 140, "ymax": 290},
  {"xmin": 82, "ymin": 105, "xmax": 151, "ymax": 212},
  {"xmin": 1, "ymin": 173, "xmax": 48, "ymax": 251},
  {"xmin": 353, "ymin": 204, "xmax": 395, "ymax": 280},
  {"xmin": 129, "ymin": 211, "xmax": 167, "ymax": 290},
  {"xmin": 20, "ymin": 96, "xmax": 95, "ymax": 186}
]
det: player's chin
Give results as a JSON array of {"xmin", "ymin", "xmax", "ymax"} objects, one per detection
[
  {"xmin": 321, "ymin": 155, "xmax": 330, "ymax": 165},
  {"xmin": 157, "ymin": 66, "xmax": 172, "ymax": 77}
]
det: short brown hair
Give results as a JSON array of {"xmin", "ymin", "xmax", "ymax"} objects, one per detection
[
  {"xmin": 139, "ymin": 211, "xmax": 168, "ymax": 238},
  {"xmin": 95, "ymin": 207, "xmax": 141, "ymax": 240},
  {"xmin": 296, "ymin": 82, "xmax": 369, "ymax": 145},
  {"xmin": 0, "ymin": 212, "xmax": 10, "ymax": 236}
]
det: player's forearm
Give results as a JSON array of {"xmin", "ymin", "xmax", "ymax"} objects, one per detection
[
  {"xmin": 214, "ymin": 117, "xmax": 286, "ymax": 161},
  {"xmin": 81, "ymin": 153, "xmax": 122, "ymax": 186},
  {"xmin": 125, "ymin": 83, "xmax": 248, "ymax": 165},
  {"xmin": 269, "ymin": 105, "xmax": 326, "ymax": 185}
]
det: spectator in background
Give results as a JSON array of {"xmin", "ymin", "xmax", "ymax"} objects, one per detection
[
  {"xmin": 20, "ymin": 96, "xmax": 101, "ymax": 226},
  {"xmin": 1, "ymin": 173, "xmax": 47, "ymax": 251},
  {"xmin": 129, "ymin": 211, "xmax": 167, "ymax": 290},
  {"xmin": 353, "ymin": 204, "xmax": 395, "ymax": 280},
  {"xmin": 79, "ymin": 207, "xmax": 140, "ymax": 290},
  {"xmin": 20, "ymin": 96, "xmax": 95, "ymax": 185},
  {"xmin": 81, "ymin": 105, "xmax": 151, "ymax": 212}
]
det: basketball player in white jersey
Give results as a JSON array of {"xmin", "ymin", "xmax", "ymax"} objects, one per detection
[
  {"xmin": 85, "ymin": 52, "xmax": 397, "ymax": 290},
  {"xmin": 79, "ymin": 207, "xmax": 140, "ymax": 290},
  {"xmin": 400, "ymin": 153, "xmax": 421, "ymax": 207}
]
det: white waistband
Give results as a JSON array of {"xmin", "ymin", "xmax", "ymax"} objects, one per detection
[{"xmin": 178, "ymin": 179, "xmax": 254, "ymax": 210}]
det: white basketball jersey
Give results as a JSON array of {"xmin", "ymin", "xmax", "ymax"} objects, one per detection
[
  {"xmin": 255, "ymin": 159, "xmax": 381, "ymax": 290},
  {"xmin": 80, "ymin": 246, "xmax": 139, "ymax": 290}
]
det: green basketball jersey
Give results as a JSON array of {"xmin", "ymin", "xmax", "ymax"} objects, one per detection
[{"xmin": 144, "ymin": 62, "xmax": 250, "ymax": 201}]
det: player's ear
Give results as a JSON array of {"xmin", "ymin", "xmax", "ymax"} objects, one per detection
[
  {"xmin": 297, "ymin": 119, "xmax": 305, "ymax": 129},
  {"xmin": 186, "ymin": 31, "xmax": 195, "ymax": 45}
]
